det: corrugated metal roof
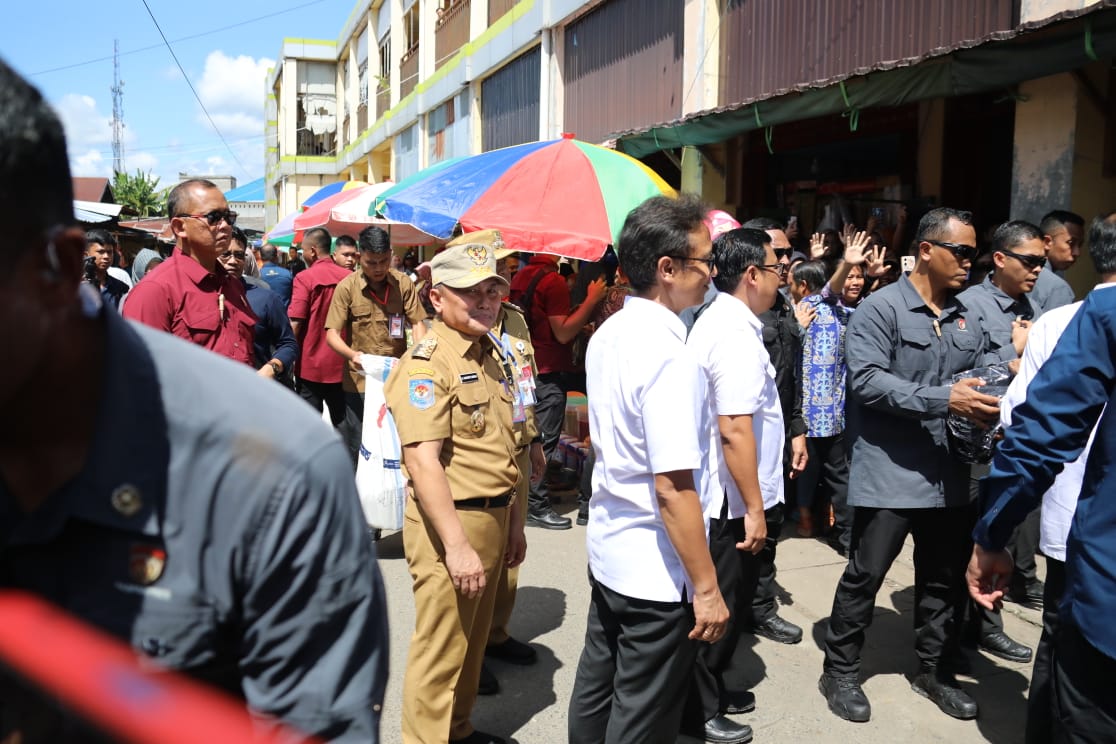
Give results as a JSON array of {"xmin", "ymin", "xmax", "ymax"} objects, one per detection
[
  {"xmin": 225, "ymin": 177, "xmax": 266, "ymax": 202},
  {"xmin": 616, "ymin": 2, "xmax": 1116, "ymax": 157}
]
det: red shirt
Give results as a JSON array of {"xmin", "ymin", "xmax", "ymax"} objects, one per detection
[
  {"xmin": 123, "ymin": 249, "xmax": 256, "ymax": 365},
  {"xmin": 508, "ymin": 256, "xmax": 573, "ymax": 374},
  {"xmin": 288, "ymin": 258, "xmax": 352, "ymax": 383}
]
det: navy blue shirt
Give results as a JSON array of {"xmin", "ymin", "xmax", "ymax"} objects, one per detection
[
  {"xmin": 975, "ymin": 286, "xmax": 1116, "ymax": 660},
  {"xmin": 0, "ymin": 309, "xmax": 388, "ymax": 740},
  {"xmin": 242, "ymin": 277, "xmax": 298, "ymax": 372},
  {"xmin": 259, "ymin": 262, "xmax": 293, "ymax": 307}
]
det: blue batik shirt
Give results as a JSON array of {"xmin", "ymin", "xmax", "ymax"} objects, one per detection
[{"xmin": 800, "ymin": 292, "xmax": 850, "ymax": 437}]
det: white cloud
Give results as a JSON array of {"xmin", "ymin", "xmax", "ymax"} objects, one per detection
[
  {"xmin": 72, "ymin": 149, "xmax": 110, "ymax": 178},
  {"xmin": 196, "ymin": 51, "xmax": 274, "ymax": 139},
  {"xmin": 129, "ymin": 151, "xmax": 160, "ymax": 174}
]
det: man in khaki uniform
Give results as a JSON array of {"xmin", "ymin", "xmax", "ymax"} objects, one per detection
[
  {"xmin": 384, "ymin": 238, "xmax": 527, "ymax": 744},
  {"xmin": 326, "ymin": 225, "xmax": 428, "ymax": 462}
]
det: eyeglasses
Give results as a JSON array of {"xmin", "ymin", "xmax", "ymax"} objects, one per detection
[
  {"xmin": 999, "ymin": 248, "xmax": 1047, "ymax": 271},
  {"xmin": 443, "ymin": 283, "xmax": 504, "ymax": 301},
  {"xmin": 759, "ymin": 262, "xmax": 789, "ymax": 278},
  {"xmin": 773, "ymin": 248, "xmax": 793, "ymax": 260},
  {"xmin": 927, "ymin": 240, "xmax": 979, "ymax": 261},
  {"xmin": 176, "ymin": 209, "xmax": 238, "ymax": 227},
  {"xmin": 668, "ymin": 254, "xmax": 717, "ymax": 271},
  {"xmin": 218, "ymin": 250, "xmax": 247, "ymax": 262}
]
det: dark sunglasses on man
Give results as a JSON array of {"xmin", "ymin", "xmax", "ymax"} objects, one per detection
[
  {"xmin": 998, "ymin": 248, "xmax": 1047, "ymax": 271},
  {"xmin": 176, "ymin": 209, "xmax": 238, "ymax": 227},
  {"xmin": 926, "ymin": 240, "xmax": 979, "ymax": 262}
]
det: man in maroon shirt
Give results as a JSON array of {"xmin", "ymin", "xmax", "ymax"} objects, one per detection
[
  {"xmin": 123, "ymin": 179, "xmax": 256, "ymax": 365},
  {"xmin": 289, "ymin": 227, "xmax": 352, "ymax": 431},
  {"xmin": 509, "ymin": 253, "xmax": 605, "ymax": 529}
]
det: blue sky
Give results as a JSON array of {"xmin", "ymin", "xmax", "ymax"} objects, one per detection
[{"xmin": 7, "ymin": 0, "xmax": 357, "ymax": 191}]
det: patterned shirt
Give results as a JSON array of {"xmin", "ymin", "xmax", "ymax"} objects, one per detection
[{"xmin": 800, "ymin": 292, "xmax": 851, "ymax": 437}]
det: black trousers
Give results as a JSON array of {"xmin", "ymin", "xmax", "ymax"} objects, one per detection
[
  {"xmin": 298, "ymin": 378, "xmax": 347, "ymax": 428},
  {"xmin": 798, "ymin": 434, "xmax": 851, "ymax": 548},
  {"xmin": 527, "ymin": 372, "xmax": 571, "ymax": 512},
  {"xmin": 343, "ymin": 391, "xmax": 365, "ymax": 467},
  {"xmin": 738, "ymin": 504, "xmax": 783, "ymax": 627},
  {"xmin": 1050, "ymin": 621, "xmax": 1116, "ymax": 743},
  {"xmin": 823, "ymin": 505, "xmax": 973, "ymax": 676},
  {"xmin": 1026, "ymin": 557, "xmax": 1066, "ymax": 744},
  {"xmin": 568, "ymin": 574, "xmax": 697, "ymax": 744},
  {"xmin": 685, "ymin": 508, "xmax": 745, "ymax": 725}
]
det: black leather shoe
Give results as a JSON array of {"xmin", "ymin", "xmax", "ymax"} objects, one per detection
[
  {"xmin": 751, "ymin": 615, "xmax": 803, "ymax": 644},
  {"xmin": 720, "ymin": 688, "xmax": 756, "ymax": 715},
  {"xmin": 576, "ymin": 503, "xmax": 589, "ymax": 526},
  {"xmin": 697, "ymin": 715, "xmax": 753, "ymax": 744},
  {"xmin": 477, "ymin": 663, "xmax": 499, "ymax": 696},
  {"xmin": 526, "ymin": 507, "xmax": 572, "ymax": 530},
  {"xmin": 979, "ymin": 631, "xmax": 1033, "ymax": 663},
  {"xmin": 911, "ymin": 671, "xmax": 978, "ymax": 720},
  {"xmin": 485, "ymin": 636, "xmax": 538, "ymax": 665},
  {"xmin": 1007, "ymin": 580, "xmax": 1045, "ymax": 609},
  {"xmin": 449, "ymin": 730, "xmax": 507, "ymax": 744},
  {"xmin": 818, "ymin": 673, "xmax": 871, "ymax": 722}
]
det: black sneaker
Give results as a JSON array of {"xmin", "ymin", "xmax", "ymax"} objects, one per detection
[
  {"xmin": 911, "ymin": 671, "xmax": 978, "ymax": 720},
  {"xmin": 576, "ymin": 503, "xmax": 589, "ymax": 526},
  {"xmin": 750, "ymin": 615, "xmax": 803, "ymax": 644},
  {"xmin": 818, "ymin": 672, "xmax": 871, "ymax": 722},
  {"xmin": 526, "ymin": 507, "xmax": 572, "ymax": 530},
  {"xmin": 485, "ymin": 636, "xmax": 538, "ymax": 665}
]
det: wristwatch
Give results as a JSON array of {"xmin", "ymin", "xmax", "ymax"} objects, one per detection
[{"xmin": 268, "ymin": 361, "xmax": 283, "ymax": 376}]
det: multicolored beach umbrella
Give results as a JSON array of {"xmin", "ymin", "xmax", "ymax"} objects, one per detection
[{"xmin": 373, "ymin": 134, "xmax": 675, "ymax": 261}]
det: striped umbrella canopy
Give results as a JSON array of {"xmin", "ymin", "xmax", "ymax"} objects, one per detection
[
  {"xmin": 374, "ymin": 135, "xmax": 675, "ymax": 261},
  {"xmin": 300, "ymin": 180, "xmax": 368, "ymax": 208}
]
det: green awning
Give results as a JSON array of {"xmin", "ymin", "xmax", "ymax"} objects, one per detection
[{"xmin": 617, "ymin": 7, "xmax": 1116, "ymax": 159}]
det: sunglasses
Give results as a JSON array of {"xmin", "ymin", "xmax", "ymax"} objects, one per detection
[
  {"xmin": 759, "ymin": 262, "xmax": 789, "ymax": 278},
  {"xmin": 177, "ymin": 209, "xmax": 238, "ymax": 227},
  {"xmin": 218, "ymin": 250, "xmax": 247, "ymax": 261},
  {"xmin": 999, "ymin": 248, "xmax": 1047, "ymax": 271},
  {"xmin": 773, "ymin": 248, "xmax": 793, "ymax": 260},
  {"xmin": 927, "ymin": 240, "xmax": 979, "ymax": 262}
]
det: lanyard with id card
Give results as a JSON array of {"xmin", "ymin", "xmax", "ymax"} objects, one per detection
[
  {"xmin": 489, "ymin": 331, "xmax": 527, "ymax": 423},
  {"xmin": 389, "ymin": 314, "xmax": 404, "ymax": 339}
]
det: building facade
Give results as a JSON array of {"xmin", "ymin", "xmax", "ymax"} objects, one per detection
[{"xmin": 265, "ymin": 0, "xmax": 1116, "ymax": 294}]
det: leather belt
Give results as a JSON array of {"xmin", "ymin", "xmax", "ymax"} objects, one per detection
[{"xmin": 455, "ymin": 491, "xmax": 514, "ymax": 509}]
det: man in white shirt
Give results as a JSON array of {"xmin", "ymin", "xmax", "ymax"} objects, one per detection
[
  {"xmin": 996, "ymin": 211, "xmax": 1115, "ymax": 744},
  {"xmin": 684, "ymin": 227, "xmax": 788, "ymax": 744},
  {"xmin": 568, "ymin": 195, "xmax": 730, "ymax": 744}
]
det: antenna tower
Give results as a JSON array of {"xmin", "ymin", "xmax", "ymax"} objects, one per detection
[{"xmin": 111, "ymin": 39, "xmax": 126, "ymax": 175}]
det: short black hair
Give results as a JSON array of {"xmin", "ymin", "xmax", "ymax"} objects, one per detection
[
  {"xmin": 167, "ymin": 178, "xmax": 219, "ymax": 219},
  {"xmin": 1040, "ymin": 210, "xmax": 1085, "ymax": 235},
  {"xmin": 915, "ymin": 207, "xmax": 974, "ymax": 244},
  {"xmin": 0, "ymin": 57, "xmax": 73, "ymax": 252},
  {"xmin": 1088, "ymin": 212, "xmax": 1116, "ymax": 274},
  {"xmin": 230, "ymin": 226, "xmax": 248, "ymax": 248},
  {"xmin": 260, "ymin": 244, "xmax": 278, "ymax": 262},
  {"xmin": 303, "ymin": 227, "xmax": 332, "ymax": 254},
  {"xmin": 617, "ymin": 194, "xmax": 709, "ymax": 292},
  {"xmin": 335, "ymin": 234, "xmax": 358, "ymax": 250},
  {"xmin": 712, "ymin": 227, "xmax": 769, "ymax": 294},
  {"xmin": 85, "ymin": 228, "xmax": 114, "ymax": 248},
  {"xmin": 791, "ymin": 260, "xmax": 827, "ymax": 293},
  {"xmin": 741, "ymin": 217, "xmax": 784, "ymax": 232},
  {"xmin": 357, "ymin": 226, "xmax": 390, "ymax": 254},
  {"xmin": 991, "ymin": 220, "xmax": 1042, "ymax": 254}
]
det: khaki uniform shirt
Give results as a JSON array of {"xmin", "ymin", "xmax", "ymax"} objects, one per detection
[
  {"xmin": 384, "ymin": 319, "xmax": 519, "ymax": 500},
  {"xmin": 326, "ymin": 268, "xmax": 429, "ymax": 393},
  {"xmin": 497, "ymin": 302, "xmax": 539, "ymax": 451}
]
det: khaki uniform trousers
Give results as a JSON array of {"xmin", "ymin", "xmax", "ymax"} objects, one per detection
[
  {"xmin": 489, "ymin": 447, "xmax": 530, "ymax": 644},
  {"xmin": 402, "ymin": 496, "xmax": 510, "ymax": 743}
]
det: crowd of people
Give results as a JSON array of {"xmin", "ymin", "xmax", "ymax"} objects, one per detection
[{"xmin": 2, "ymin": 54, "xmax": 1115, "ymax": 744}]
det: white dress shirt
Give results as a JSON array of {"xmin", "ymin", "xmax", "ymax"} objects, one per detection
[
  {"xmin": 999, "ymin": 283, "xmax": 1115, "ymax": 561},
  {"xmin": 688, "ymin": 292, "xmax": 785, "ymax": 520},
  {"xmin": 585, "ymin": 297, "xmax": 713, "ymax": 602}
]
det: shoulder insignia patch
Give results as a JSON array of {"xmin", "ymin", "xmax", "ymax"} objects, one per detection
[
  {"xmin": 409, "ymin": 379, "xmax": 435, "ymax": 409},
  {"xmin": 409, "ymin": 366, "xmax": 437, "ymax": 377},
  {"xmin": 412, "ymin": 337, "xmax": 438, "ymax": 360},
  {"xmin": 501, "ymin": 300, "xmax": 525, "ymax": 314}
]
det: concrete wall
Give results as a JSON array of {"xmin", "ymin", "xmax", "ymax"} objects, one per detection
[
  {"xmin": 1010, "ymin": 73, "xmax": 1078, "ymax": 224},
  {"xmin": 1067, "ymin": 62, "xmax": 1116, "ymax": 293}
]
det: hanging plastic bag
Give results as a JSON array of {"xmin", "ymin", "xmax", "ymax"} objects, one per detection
[{"xmin": 355, "ymin": 354, "xmax": 406, "ymax": 530}]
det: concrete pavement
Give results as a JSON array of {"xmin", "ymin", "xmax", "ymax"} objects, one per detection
[{"xmin": 374, "ymin": 501, "xmax": 1042, "ymax": 743}]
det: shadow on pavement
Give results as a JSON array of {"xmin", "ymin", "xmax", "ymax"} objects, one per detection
[
  {"xmin": 473, "ymin": 586, "xmax": 568, "ymax": 738},
  {"xmin": 372, "ymin": 529, "xmax": 405, "ymax": 560}
]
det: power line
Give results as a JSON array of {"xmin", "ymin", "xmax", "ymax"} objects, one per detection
[
  {"xmin": 140, "ymin": 0, "xmax": 249, "ymax": 175},
  {"xmin": 30, "ymin": 0, "xmax": 328, "ymax": 76}
]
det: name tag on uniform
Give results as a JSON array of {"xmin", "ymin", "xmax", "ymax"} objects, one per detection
[
  {"xmin": 389, "ymin": 314, "xmax": 404, "ymax": 338},
  {"xmin": 459, "ymin": 372, "xmax": 479, "ymax": 384}
]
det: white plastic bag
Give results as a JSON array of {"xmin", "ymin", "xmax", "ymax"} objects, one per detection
[{"xmin": 355, "ymin": 354, "xmax": 406, "ymax": 530}]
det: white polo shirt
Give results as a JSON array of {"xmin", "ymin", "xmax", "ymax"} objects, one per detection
[
  {"xmin": 585, "ymin": 297, "xmax": 712, "ymax": 603},
  {"xmin": 688, "ymin": 292, "xmax": 785, "ymax": 519}
]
